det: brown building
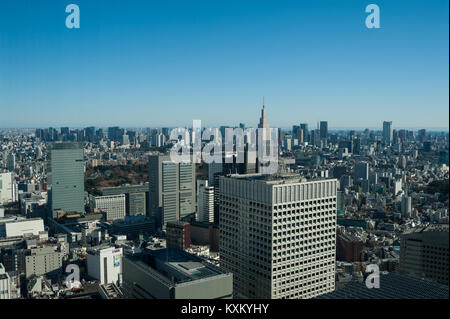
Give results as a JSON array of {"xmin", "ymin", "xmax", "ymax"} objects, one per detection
[
  {"xmin": 336, "ymin": 233, "xmax": 362, "ymax": 262},
  {"xmin": 166, "ymin": 221, "xmax": 190, "ymax": 250},
  {"xmin": 190, "ymin": 221, "xmax": 219, "ymax": 252}
]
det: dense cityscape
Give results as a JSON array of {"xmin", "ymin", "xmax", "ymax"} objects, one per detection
[
  {"xmin": 0, "ymin": 106, "xmax": 448, "ymax": 299},
  {"xmin": 1, "ymin": 0, "xmax": 448, "ymax": 310}
]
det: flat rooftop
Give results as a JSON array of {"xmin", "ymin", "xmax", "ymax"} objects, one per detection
[
  {"xmin": 130, "ymin": 248, "xmax": 227, "ymax": 285},
  {"xmin": 223, "ymin": 173, "xmax": 334, "ymax": 185},
  {"xmin": 403, "ymin": 224, "xmax": 449, "ymax": 235}
]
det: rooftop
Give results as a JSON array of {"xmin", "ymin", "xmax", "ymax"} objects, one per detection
[{"xmin": 223, "ymin": 173, "xmax": 335, "ymax": 185}]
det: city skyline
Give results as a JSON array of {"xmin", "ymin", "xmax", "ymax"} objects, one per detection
[{"xmin": 1, "ymin": 0, "xmax": 448, "ymax": 128}]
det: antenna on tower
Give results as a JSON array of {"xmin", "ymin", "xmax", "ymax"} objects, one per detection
[{"xmin": 263, "ymin": 96, "xmax": 265, "ymax": 108}]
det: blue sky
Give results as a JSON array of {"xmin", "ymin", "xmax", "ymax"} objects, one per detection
[{"xmin": 0, "ymin": 0, "xmax": 448, "ymax": 129}]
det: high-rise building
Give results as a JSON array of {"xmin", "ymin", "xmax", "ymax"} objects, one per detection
[
  {"xmin": 354, "ymin": 162, "xmax": 369, "ymax": 181},
  {"xmin": 292, "ymin": 125, "xmax": 301, "ymax": 142},
  {"xmin": 257, "ymin": 100, "xmax": 273, "ymax": 172},
  {"xmin": 0, "ymin": 172, "xmax": 14, "ymax": 205},
  {"xmin": 0, "ymin": 263, "xmax": 11, "ymax": 299},
  {"xmin": 400, "ymin": 224, "xmax": 449, "ymax": 286},
  {"xmin": 149, "ymin": 154, "xmax": 196, "ymax": 229},
  {"xmin": 196, "ymin": 180, "xmax": 214, "ymax": 223},
  {"xmin": 383, "ymin": 121, "xmax": 393, "ymax": 145},
  {"xmin": 219, "ymin": 174, "xmax": 337, "ymax": 299},
  {"xmin": 401, "ymin": 195, "xmax": 412, "ymax": 218},
  {"xmin": 6, "ymin": 153, "xmax": 15, "ymax": 172},
  {"xmin": 48, "ymin": 142, "xmax": 85, "ymax": 219},
  {"xmin": 300, "ymin": 124, "xmax": 309, "ymax": 143},
  {"xmin": 319, "ymin": 121, "xmax": 328, "ymax": 140}
]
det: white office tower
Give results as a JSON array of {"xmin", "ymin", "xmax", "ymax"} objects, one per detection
[
  {"xmin": 0, "ymin": 172, "xmax": 14, "ymax": 205},
  {"xmin": 196, "ymin": 180, "xmax": 214, "ymax": 222},
  {"xmin": 219, "ymin": 174, "xmax": 337, "ymax": 299},
  {"xmin": 87, "ymin": 247, "xmax": 123, "ymax": 285},
  {"xmin": 393, "ymin": 179, "xmax": 403, "ymax": 196},
  {"xmin": 0, "ymin": 263, "xmax": 11, "ymax": 299}
]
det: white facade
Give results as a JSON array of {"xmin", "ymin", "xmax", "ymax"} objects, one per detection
[
  {"xmin": 219, "ymin": 174, "xmax": 337, "ymax": 299},
  {"xmin": 87, "ymin": 247, "xmax": 123, "ymax": 285},
  {"xmin": 393, "ymin": 179, "xmax": 402, "ymax": 196},
  {"xmin": 0, "ymin": 172, "xmax": 14, "ymax": 205},
  {"xmin": 196, "ymin": 180, "xmax": 214, "ymax": 223},
  {"xmin": 90, "ymin": 194, "xmax": 126, "ymax": 221},
  {"xmin": 0, "ymin": 263, "xmax": 11, "ymax": 299},
  {"xmin": 0, "ymin": 218, "xmax": 45, "ymax": 238}
]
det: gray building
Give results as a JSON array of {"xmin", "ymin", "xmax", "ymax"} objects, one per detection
[
  {"xmin": 219, "ymin": 174, "xmax": 337, "ymax": 299},
  {"xmin": 122, "ymin": 248, "xmax": 232, "ymax": 299},
  {"xmin": 149, "ymin": 154, "xmax": 195, "ymax": 230},
  {"xmin": 400, "ymin": 224, "xmax": 449, "ymax": 286},
  {"xmin": 383, "ymin": 121, "xmax": 393, "ymax": 145},
  {"xmin": 319, "ymin": 121, "xmax": 328, "ymax": 140},
  {"xmin": 48, "ymin": 142, "xmax": 85, "ymax": 219},
  {"xmin": 25, "ymin": 246, "xmax": 65, "ymax": 278},
  {"xmin": 0, "ymin": 263, "xmax": 11, "ymax": 299},
  {"xmin": 354, "ymin": 162, "xmax": 369, "ymax": 181},
  {"xmin": 100, "ymin": 184, "xmax": 149, "ymax": 217},
  {"xmin": 90, "ymin": 194, "xmax": 126, "ymax": 221}
]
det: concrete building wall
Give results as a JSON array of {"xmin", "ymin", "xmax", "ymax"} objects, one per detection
[
  {"xmin": 87, "ymin": 247, "xmax": 123, "ymax": 285},
  {"xmin": 219, "ymin": 175, "xmax": 337, "ymax": 299}
]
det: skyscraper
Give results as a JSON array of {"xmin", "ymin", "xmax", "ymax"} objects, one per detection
[
  {"xmin": 300, "ymin": 124, "xmax": 309, "ymax": 143},
  {"xmin": 319, "ymin": 121, "xmax": 328, "ymax": 140},
  {"xmin": 196, "ymin": 180, "xmax": 214, "ymax": 223},
  {"xmin": 383, "ymin": 121, "xmax": 393, "ymax": 145},
  {"xmin": 219, "ymin": 173, "xmax": 337, "ymax": 299},
  {"xmin": 48, "ymin": 142, "xmax": 85, "ymax": 219},
  {"xmin": 149, "ymin": 154, "xmax": 196, "ymax": 230},
  {"xmin": 6, "ymin": 153, "xmax": 15, "ymax": 172},
  {"xmin": 354, "ymin": 162, "xmax": 369, "ymax": 181}
]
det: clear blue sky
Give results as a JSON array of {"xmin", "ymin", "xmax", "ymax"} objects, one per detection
[{"xmin": 0, "ymin": 0, "xmax": 448, "ymax": 129}]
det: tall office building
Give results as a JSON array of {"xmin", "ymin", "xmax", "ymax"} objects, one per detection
[
  {"xmin": 6, "ymin": 153, "xmax": 15, "ymax": 172},
  {"xmin": 149, "ymin": 154, "xmax": 195, "ymax": 229},
  {"xmin": 300, "ymin": 123, "xmax": 309, "ymax": 143},
  {"xmin": 319, "ymin": 121, "xmax": 328, "ymax": 140},
  {"xmin": 219, "ymin": 174, "xmax": 337, "ymax": 299},
  {"xmin": 401, "ymin": 195, "xmax": 412, "ymax": 218},
  {"xmin": 0, "ymin": 263, "xmax": 11, "ymax": 299},
  {"xmin": 0, "ymin": 172, "xmax": 14, "ymax": 205},
  {"xmin": 48, "ymin": 142, "xmax": 85, "ymax": 219},
  {"xmin": 354, "ymin": 162, "xmax": 369, "ymax": 181},
  {"xmin": 257, "ymin": 100, "xmax": 271, "ymax": 159},
  {"xmin": 292, "ymin": 126, "xmax": 301, "ymax": 142},
  {"xmin": 196, "ymin": 180, "xmax": 214, "ymax": 223},
  {"xmin": 383, "ymin": 121, "xmax": 393, "ymax": 145},
  {"xmin": 400, "ymin": 224, "xmax": 449, "ymax": 286}
]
